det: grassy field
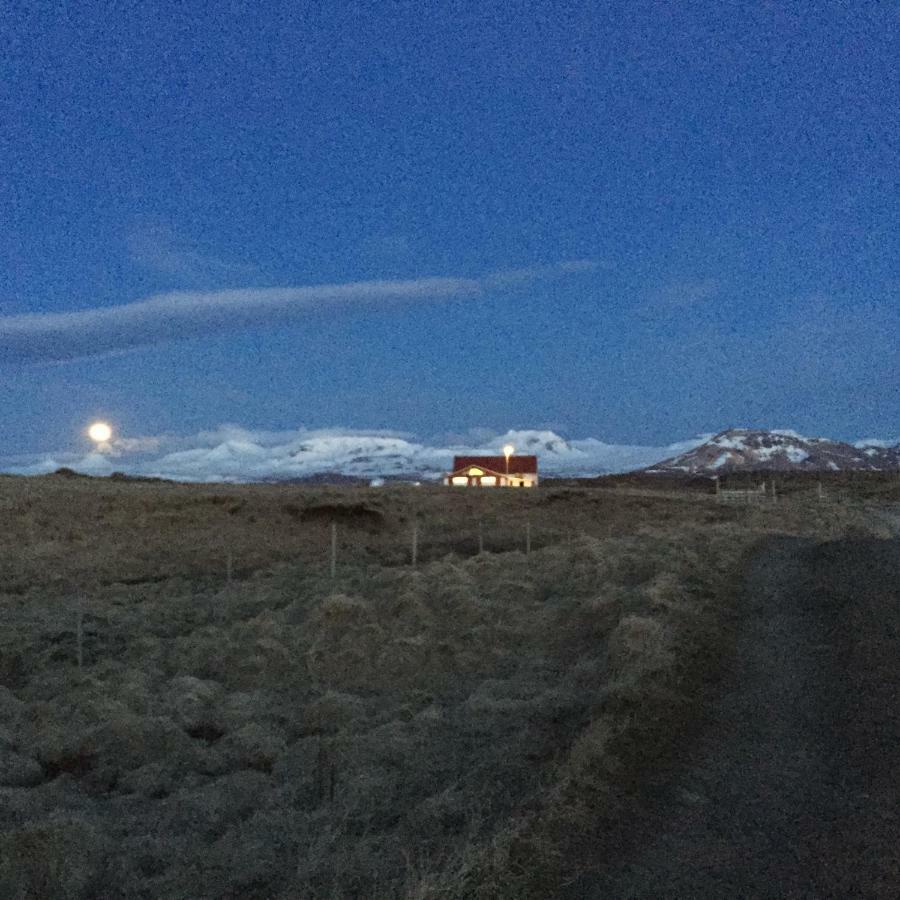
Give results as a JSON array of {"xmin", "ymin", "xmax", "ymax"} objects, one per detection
[{"xmin": 0, "ymin": 472, "xmax": 895, "ymax": 898}]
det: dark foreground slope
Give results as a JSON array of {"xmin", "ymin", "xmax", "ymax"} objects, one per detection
[
  {"xmin": 573, "ymin": 536, "xmax": 900, "ymax": 899},
  {"xmin": 1, "ymin": 477, "xmax": 895, "ymax": 897}
]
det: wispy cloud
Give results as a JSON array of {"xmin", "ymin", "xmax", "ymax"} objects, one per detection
[
  {"xmin": 483, "ymin": 258, "xmax": 598, "ymax": 289},
  {"xmin": 642, "ymin": 277, "xmax": 721, "ymax": 311},
  {"xmin": 358, "ymin": 234, "xmax": 417, "ymax": 264},
  {"xmin": 0, "ymin": 261, "xmax": 595, "ymax": 364},
  {"xmin": 126, "ymin": 225, "xmax": 256, "ymax": 282}
]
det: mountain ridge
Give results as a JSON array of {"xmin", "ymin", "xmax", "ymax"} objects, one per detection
[
  {"xmin": 4, "ymin": 427, "xmax": 897, "ymax": 483},
  {"xmin": 648, "ymin": 428, "xmax": 900, "ymax": 475}
]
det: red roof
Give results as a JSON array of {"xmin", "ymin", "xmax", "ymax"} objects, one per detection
[{"xmin": 452, "ymin": 455, "xmax": 538, "ymax": 474}]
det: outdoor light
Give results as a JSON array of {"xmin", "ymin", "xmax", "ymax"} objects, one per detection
[{"xmin": 503, "ymin": 443, "xmax": 514, "ymax": 481}]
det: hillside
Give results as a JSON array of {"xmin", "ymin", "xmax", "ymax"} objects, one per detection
[{"xmin": 649, "ymin": 428, "xmax": 900, "ymax": 475}]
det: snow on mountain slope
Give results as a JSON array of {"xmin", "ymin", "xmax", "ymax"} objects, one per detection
[
  {"xmin": 136, "ymin": 429, "xmax": 711, "ymax": 482},
  {"xmin": 650, "ymin": 428, "xmax": 900, "ymax": 475},
  {"xmin": 5, "ymin": 426, "xmax": 897, "ymax": 483},
  {"xmin": 854, "ymin": 437, "xmax": 900, "ymax": 450},
  {"xmin": 2, "ymin": 427, "xmax": 708, "ymax": 482}
]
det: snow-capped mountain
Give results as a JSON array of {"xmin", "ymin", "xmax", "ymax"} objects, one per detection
[
  {"xmin": 2, "ymin": 427, "xmax": 708, "ymax": 483},
  {"xmin": 649, "ymin": 429, "xmax": 900, "ymax": 475},
  {"xmin": 5, "ymin": 425, "xmax": 898, "ymax": 483},
  {"xmin": 130, "ymin": 429, "xmax": 710, "ymax": 482}
]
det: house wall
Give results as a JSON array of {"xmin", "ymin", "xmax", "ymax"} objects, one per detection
[{"xmin": 444, "ymin": 468, "xmax": 538, "ymax": 487}]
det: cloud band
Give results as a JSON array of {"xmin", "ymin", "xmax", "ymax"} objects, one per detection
[{"xmin": 0, "ymin": 260, "xmax": 596, "ymax": 364}]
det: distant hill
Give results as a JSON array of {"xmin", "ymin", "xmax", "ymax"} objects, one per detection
[
  {"xmin": 5, "ymin": 426, "xmax": 898, "ymax": 483},
  {"xmin": 270, "ymin": 472, "xmax": 374, "ymax": 487},
  {"xmin": 647, "ymin": 429, "xmax": 900, "ymax": 475}
]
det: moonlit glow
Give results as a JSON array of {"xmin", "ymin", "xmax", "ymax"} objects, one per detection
[{"xmin": 88, "ymin": 422, "xmax": 113, "ymax": 443}]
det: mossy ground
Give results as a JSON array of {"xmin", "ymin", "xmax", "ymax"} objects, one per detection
[{"xmin": 0, "ymin": 473, "xmax": 894, "ymax": 897}]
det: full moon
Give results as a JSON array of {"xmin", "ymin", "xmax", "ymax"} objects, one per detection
[{"xmin": 88, "ymin": 422, "xmax": 113, "ymax": 443}]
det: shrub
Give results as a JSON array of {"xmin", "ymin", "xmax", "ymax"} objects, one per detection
[{"xmin": 0, "ymin": 820, "xmax": 107, "ymax": 899}]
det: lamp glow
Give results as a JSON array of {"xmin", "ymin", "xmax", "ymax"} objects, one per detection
[
  {"xmin": 88, "ymin": 422, "xmax": 113, "ymax": 443},
  {"xmin": 503, "ymin": 443, "xmax": 514, "ymax": 481}
]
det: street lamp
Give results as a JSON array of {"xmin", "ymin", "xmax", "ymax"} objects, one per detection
[{"xmin": 503, "ymin": 443, "xmax": 514, "ymax": 485}]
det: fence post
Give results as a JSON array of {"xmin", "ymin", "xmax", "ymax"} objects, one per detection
[
  {"xmin": 330, "ymin": 521, "xmax": 337, "ymax": 580},
  {"xmin": 76, "ymin": 594, "xmax": 83, "ymax": 670},
  {"xmin": 314, "ymin": 734, "xmax": 337, "ymax": 806},
  {"xmin": 316, "ymin": 733, "xmax": 327, "ymax": 804},
  {"xmin": 818, "ymin": 480, "xmax": 825, "ymax": 501}
]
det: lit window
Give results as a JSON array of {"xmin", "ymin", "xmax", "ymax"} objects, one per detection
[
  {"xmin": 467, "ymin": 467, "xmax": 484, "ymax": 476},
  {"xmin": 481, "ymin": 476, "xmax": 496, "ymax": 486},
  {"xmin": 451, "ymin": 476, "xmax": 468, "ymax": 486}
]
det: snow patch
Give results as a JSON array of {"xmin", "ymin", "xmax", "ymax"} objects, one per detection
[
  {"xmin": 770, "ymin": 429, "xmax": 807, "ymax": 440},
  {"xmin": 712, "ymin": 434, "xmax": 747, "ymax": 450}
]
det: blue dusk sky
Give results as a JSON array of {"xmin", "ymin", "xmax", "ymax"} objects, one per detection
[{"xmin": 2, "ymin": 2, "xmax": 898, "ymax": 461}]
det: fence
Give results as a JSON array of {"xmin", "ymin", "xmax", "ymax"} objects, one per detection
[
  {"xmin": 39, "ymin": 478, "xmax": 859, "ymax": 673},
  {"xmin": 717, "ymin": 489, "xmax": 769, "ymax": 504},
  {"xmin": 715, "ymin": 481, "xmax": 771, "ymax": 504}
]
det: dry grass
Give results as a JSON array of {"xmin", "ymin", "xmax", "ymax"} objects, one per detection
[{"xmin": 0, "ymin": 472, "xmax": 894, "ymax": 897}]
